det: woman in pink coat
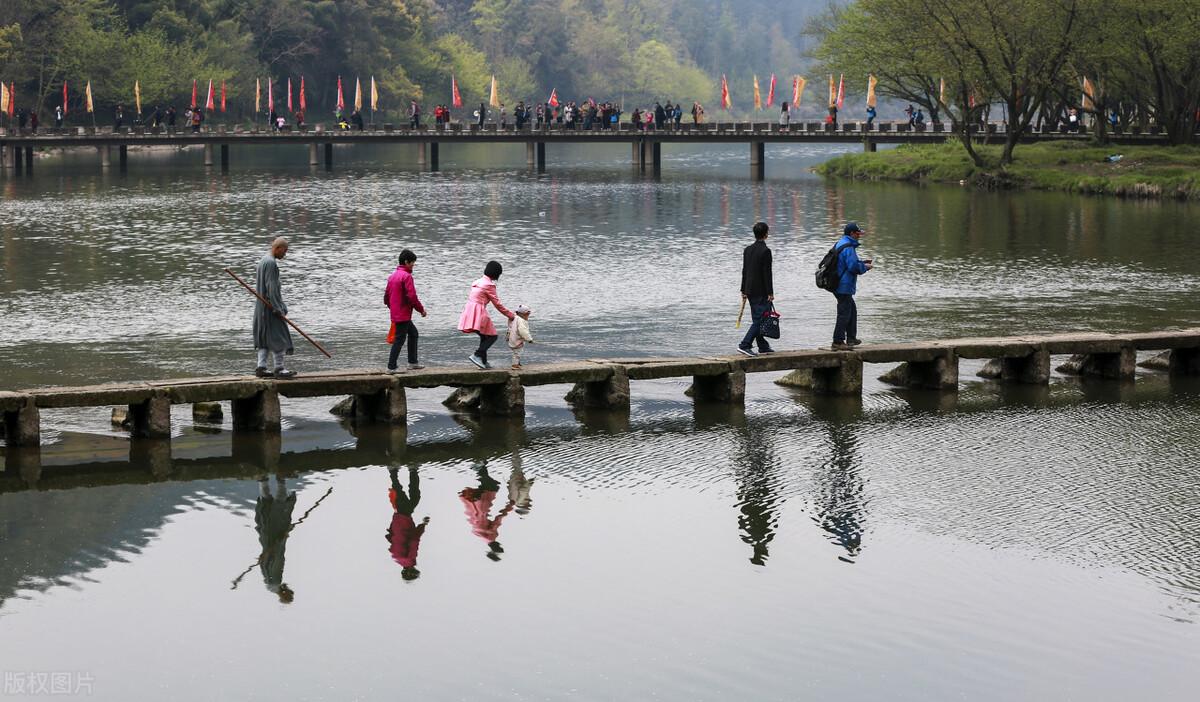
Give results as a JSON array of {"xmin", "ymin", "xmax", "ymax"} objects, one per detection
[{"xmin": 457, "ymin": 260, "xmax": 514, "ymax": 369}]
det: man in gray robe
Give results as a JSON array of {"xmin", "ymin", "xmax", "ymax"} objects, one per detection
[{"xmin": 253, "ymin": 237, "xmax": 296, "ymax": 379}]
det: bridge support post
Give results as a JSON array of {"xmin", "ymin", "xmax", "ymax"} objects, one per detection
[
  {"xmin": 118, "ymin": 145, "xmax": 128, "ymax": 172},
  {"xmin": 2, "ymin": 395, "xmax": 40, "ymax": 447},
  {"xmin": 565, "ymin": 366, "xmax": 631, "ymax": 410},
  {"xmin": 128, "ymin": 393, "xmax": 171, "ymax": 439},
  {"xmin": 863, "ymin": 138, "xmax": 877, "ymax": 153},
  {"xmin": 324, "ymin": 142, "xmax": 333, "ymax": 171},
  {"xmin": 1076, "ymin": 347, "xmax": 1136, "ymax": 380},
  {"xmin": 232, "ymin": 388, "xmax": 281, "ymax": 433},
  {"xmin": 429, "ymin": 142, "xmax": 439, "ymax": 171},
  {"xmin": 24, "ymin": 147, "xmax": 33, "ymax": 171},
  {"xmin": 309, "ymin": 143, "xmax": 319, "ymax": 166},
  {"xmin": 812, "ymin": 358, "xmax": 864, "ymax": 395},
  {"xmin": 417, "ymin": 141, "xmax": 426, "ymax": 166},
  {"xmin": 637, "ymin": 139, "xmax": 648, "ymax": 170},
  {"xmin": 692, "ymin": 369, "xmax": 746, "ymax": 403},
  {"xmin": 354, "ymin": 385, "xmax": 408, "ymax": 425},
  {"xmin": 651, "ymin": 141, "xmax": 661, "ymax": 176},
  {"xmin": 528, "ymin": 141, "xmax": 537, "ymax": 167},
  {"xmin": 479, "ymin": 377, "xmax": 525, "ymax": 417},
  {"xmin": 220, "ymin": 144, "xmax": 229, "ymax": 172},
  {"xmin": 1168, "ymin": 347, "xmax": 1200, "ymax": 375},
  {"xmin": 536, "ymin": 141, "xmax": 546, "ymax": 173},
  {"xmin": 881, "ymin": 352, "xmax": 959, "ymax": 390},
  {"xmin": 1000, "ymin": 349, "xmax": 1051, "ymax": 384},
  {"xmin": 750, "ymin": 141, "xmax": 765, "ymax": 180},
  {"xmin": 204, "ymin": 143, "xmax": 214, "ymax": 167}
]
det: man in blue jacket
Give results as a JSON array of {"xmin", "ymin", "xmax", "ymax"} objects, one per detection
[{"xmin": 832, "ymin": 222, "xmax": 872, "ymax": 351}]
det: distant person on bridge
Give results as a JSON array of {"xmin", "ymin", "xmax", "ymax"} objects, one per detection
[
  {"xmin": 114, "ymin": 105, "xmax": 124, "ymax": 130},
  {"xmin": 830, "ymin": 222, "xmax": 872, "ymax": 351},
  {"xmin": 738, "ymin": 222, "xmax": 776, "ymax": 357},
  {"xmin": 692, "ymin": 102, "xmax": 705, "ymax": 123},
  {"xmin": 252, "ymin": 237, "xmax": 296, "ymax": 379},
  {"xmin": 351, "ymin": 109, "xmax": 364, "ymax": 130},
  {"xmin": 191, "ymin": 107, "xmax": 203, "ymax": 133},
  {"xmin": 384, "ymin": 249, "xmax": 427, "ymax": 373},
  {"xmin": 828, "ymin": 104, "xmax": 838, "ymax": 128},
  {"xmin": 29, "ymin": 111, "xmax": 38, "ymax": 133},
  {"xmin": 780, "ymin": 102, "xmax": 791, "ymax": 127},
  {"xmin": 151, "ymin": 106, "xmax": 162, "ymax": 128},
  {"xmin": 409, "ymin": 100, "xmax": 421, "ymax": 129},
  {"xmin": 866, "ymin": 105, "xmax": 876, "ymax": 127},
  {"xmin": 477, "ymin": 102, "xmax": 487, "ymax": 127},
  {"xmin": 166, "ymin": 105, "xmax": 176, "ymax": 128},
  {"xmin": 458, "ymin": 260, "xmax": 515, "ymax": 370},
  {"xmin": 55, "ymin": 105, "xmax": 64, "ymax": 128}
]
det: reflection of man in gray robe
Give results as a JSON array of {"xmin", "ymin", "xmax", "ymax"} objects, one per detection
[
  {"xmin": 252, "ymin": 237, "xmax": 296, "ymax": 379},
  {"xmin": 256, "ymin": 475, "xmax": 297, "ymax": 603}
]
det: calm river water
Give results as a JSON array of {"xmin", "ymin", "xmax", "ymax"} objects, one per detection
[{"xmin": 1, "ymin": 142, "xmax": 1198, "ymax": 700}]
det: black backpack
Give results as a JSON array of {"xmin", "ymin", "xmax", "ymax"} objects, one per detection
[{"xmin": 815, "ymin": 242, "xmax": 852, "ymax": 292}]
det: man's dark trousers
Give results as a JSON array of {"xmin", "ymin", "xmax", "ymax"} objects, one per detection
[
  {"xmin": 740, "ymin": 297, "xmax": 773, "ymax": 351},
  {"xmin": 388, "ymin": 321, "xmax": 419, "ymax": 368},
  {"xmin": 833, "ymin": 293, "xmax": 857, "ymax": 343}
]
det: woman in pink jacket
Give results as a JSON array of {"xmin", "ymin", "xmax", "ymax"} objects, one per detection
[{"xmin": 457, "ymin": 261, "xmax": 514, "ymax": 369}]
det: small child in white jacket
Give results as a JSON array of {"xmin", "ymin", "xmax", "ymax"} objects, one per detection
[{"xmin": 507, "ymin": 305, "xmax": 534, "ymax": 369}]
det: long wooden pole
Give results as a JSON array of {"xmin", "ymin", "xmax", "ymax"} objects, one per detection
[
  {"xmin": 224, "ymin": 267, "xmax": 333, "ymax": 358},
  {"xmin": 735, "ymin": 297, "xmax": 747, "ymax": 329}
]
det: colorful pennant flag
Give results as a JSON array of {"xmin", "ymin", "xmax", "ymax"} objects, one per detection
[
  {"xmin": 767, "ymin": 74, "xmax": 776, "ymax": 107},
  {"xmin": 753, "ymin": 75, "xmax": 762, "ymax": 110},
  {"xmin": 8, "ymin": 83, "xmax": 13, "ymax": 118},
  {"xmin": 191, "ymin": 79, "xmax": 197, "ymax": 110},
  {"xmin": 268, "ymin": 79, "xmax": 274, "ymax": 113},
  {"xmin": 336, "ymin": 76, "xmax": 345, "ymax": 111},
  {"xmin": 866, "ymin": 75, "xmax": 877, "ymax": 108},
  {"xmin": 255, "ymin": 78, "xmax": 261, "ymax": 113},
  {"xmin": 205, "ymin": 79, "xmax": 215, "ymax": 111},
  {"xmin": 299, "ymin": 76, "xmax": 306, "ymax": 112},
  {"xmin": 1081, "ymin": 77, "xmax": 1096, "ymax": 112},
  {"xmin": 370, "ymin": 76, "xmax": 378, "ymax": 112},
  {"xmin": 354, "ymin": 76, "xmax": 362, "ymax": 111},
  {"xmin": 548, "ymin": 88, "xmax": 559, "ymax": 108},
  {"xmin": 489, "ymin": 75, "xmax": 500, "ymax": 108},
  {"xmin": 85, "ymin": 81, "xmax": 94, "ymax": 113},
  {"xmin": 134, "ymin": 80, "xmax": 141, "ymax": 114},
  {"xmin": 220, "ymin": 81, "xmax": 226, "ymax": 112},
  {"xmin": 451, "ymin": 75, "xmax": 462, "ymax": 108},
  {"xmin": 62, "ymin": 81, "xmax": 68, "ymax": 115},
  {"xmin": 939, "ymin": 77, "xmax": 945, "ymax": 106},
  {"xmin": 836, "ymin": 74, "xmax": 845, "ymax": 110},
  {"xmin": 721, "ymin": 74, "xmax": 731, "ymax": 109},
  {"xmin": 0, "ymin": 83, "xmax": 8, "ymax": 116},
  {"xmin": 287, "ymin": 78, "xmax": 293, "ymax": 113},
  {"xmin": 793, "ymin": 76, "xmax": 806, "ymax": 106},
  {"xmin": 828, "ymin": 74, "xmax": 836, "ymax": 108}
]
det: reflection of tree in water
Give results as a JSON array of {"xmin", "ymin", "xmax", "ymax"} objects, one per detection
[
  {"xmin": 811, "ymin": 402, "xmax": 868, "ymax": 563},
  {"xmin": 729, "ymin": 417, "xmax": 784, "ymax": 566}
]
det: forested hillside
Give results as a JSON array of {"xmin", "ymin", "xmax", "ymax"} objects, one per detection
[{"xmin": 0, "ymin": 0, "xmax": 823, "ymax": 119}]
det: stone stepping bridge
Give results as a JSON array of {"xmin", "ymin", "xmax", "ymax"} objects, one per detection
[{"xmin": 3, "ymin": 330, "xmax": 1200, "ymax": 448}]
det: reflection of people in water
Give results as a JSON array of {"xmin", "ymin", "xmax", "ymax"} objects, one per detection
[
  {"xmin": 730, "ymin": 418, "xmax": 783, "ymax": 566},
  {"xmin": 459, "ymin": 461, "xmax": 515, "ymax": 561},
  {"xmin": 256, "ymin": 475, "xmax": 297, "ymax": 602},
  {"xmin": 387, "ymin": 467, "xmax": 429, "ymax": 581},
  {"xmin": 507, "ymin": 452, "xmax": 534, "ymax": 516},
  {"xmin": 813, "ymin": 408, "xmax": 867, "ymax": 562}
]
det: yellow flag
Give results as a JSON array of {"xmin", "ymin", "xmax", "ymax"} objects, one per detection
[
  {"xmin": 866, "ymin": 75, "xmax": 877, "ymax": 108},
  {"xmin": 939, "ymin": 77, "xmax": 945, "ymax": 105},
  {"xmin": 489, "ymin": 75, "xmax": 500, "ymax": 107},
  {"xmin": 255, "ymin": 78, "xmax": 261, "ymax": 113},
  {"xmin": 85, "ymin": 81, "xmax": 94, "ymax": 113},
  {"xmin": 1081, "ymin": 77, "xmax": 1096, "ymax": 112},
  {"xmin": 370, "ymin": 76, "xmax": 378, "ymax": 111},
  {"xmin": 354, "ymin": 76, "xmax": 362, "ymax": 111},
  {"xmin": 0, "ymin": 82, "xmax": 7, "ymax": 114},
  {"xmin": 753, "ymin": 75, "xmax": 762, "ymax": 110},
  {"xmin": 134, "ymin": 80, "xmax": 141, "ymax": 114},
  {"xmin": 793, "ymin": 76, "xmax": 806, "ymax": 106},
  {"xmin": 828, "ymin": 74, "xmax": 836, "ymax": 107}
]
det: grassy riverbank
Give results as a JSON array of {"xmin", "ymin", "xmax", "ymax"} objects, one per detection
[{"xmin": 816, "ymin": 141, "xmax": 1200, "ymax": 200}]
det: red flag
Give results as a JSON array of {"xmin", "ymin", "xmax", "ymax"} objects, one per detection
[
  {"xmin": 836, "ymin": 74, "xmax": 845, "ymax": 110},
  {"xmin": 62, "ymin": 81, "xmax": 68, "ymax": 115},
  {"xmin": 221, "ymin": 81, "xmax": 227, "ymax": 112},
  {"xmin": 767, "ymin": 74, "xmax": 776, "ymax": 107},
  {"xmin": 548, "ymin": 88, "xmax": 559, "ymax": 107},
  {"xmin": 287, "ymin": 78, "xmax": 293, "ymax": 113},
  {"xmin": 268, "ymin": 79, "xmax": 274, "ymax": 112},
  {"xmin": 299, "ymin": 76, "xmax": 306, "ymax": 112},
  {"xmin": 451, "ymin": 75, "xmax": 462, "ymax": 108},
  {"xmin": 205, "ymin": 79, "xmax": 215, "ymax": 111},
  {"xmin": 336, "ymin": 76, "xmax": 345, "ymax": 111},
  {"xmin": 191, "ymin": 80, "xmax": 197, "ymax": 109},
  {"xmin": 8, "ymin": 83, "xmax": 14, "ymax": 117},
  {"xmin": 720, "ymin": 74, "xmax": 731, "ymax": 109}
]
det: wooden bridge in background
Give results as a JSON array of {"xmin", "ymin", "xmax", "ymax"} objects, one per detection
[{"xmin": 0, "ymin": 120, "xmax": 1175, "ymax": 180}]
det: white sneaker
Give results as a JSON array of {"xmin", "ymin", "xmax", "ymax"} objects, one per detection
[
  {"xmin": 468, "ymin": 354, "xmax": 487, "ymax": 369},
  {"xmin": 408, "ymin": 363, "xmax": 426, "ymax": 370}
]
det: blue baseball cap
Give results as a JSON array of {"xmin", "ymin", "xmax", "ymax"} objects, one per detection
[{"xmin": 844, "ymin": 221, "xmax": 864, "ymax": 235}]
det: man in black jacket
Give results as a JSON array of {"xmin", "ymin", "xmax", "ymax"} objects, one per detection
[{"xmin": 738, "ymin": 221, "xmax": 775, "ymax": 356}]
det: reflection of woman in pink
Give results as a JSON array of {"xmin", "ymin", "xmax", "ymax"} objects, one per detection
[
  {"xmin": 387, "ymin": 467, "xmax": 428, "ymax": 581},
  {"xmin": 459, "ymin": 461, "xmax": 515, "ymax": 561}
]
